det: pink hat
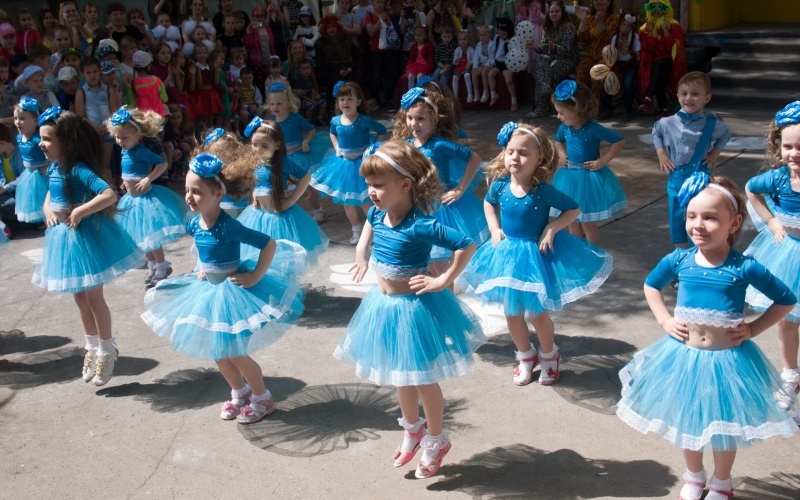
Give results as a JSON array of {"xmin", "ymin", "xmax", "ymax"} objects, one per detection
[{"xmin": 0, "ymin": 23, "xmax": 15, "ymax": 38}]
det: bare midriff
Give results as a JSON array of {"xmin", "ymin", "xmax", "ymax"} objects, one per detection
[
  {"xmin": 123, "ymin": 179, "xmax": 152, "ymax": 197},
  {"xmin": 685, "ymin": 323, "xmax": 739, "ymax": 350},
  {"xmin": 375, "ymin": 275, "xmax": 417, "ymax": 295}
]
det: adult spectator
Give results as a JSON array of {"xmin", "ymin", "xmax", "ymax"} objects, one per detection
[
  {"xmin": 213, "ymin": 0, "xmax": 250, "ymax": 36},
  {"xmin": 267, "ymin": 1, "xmax": 292, "ymax": 61},
  {"xmin": 107, "ymin": 2, "xmax": 156, "ymax": 49},
  {"xmin": 39, "ymin": 9, "xmax": 58, "ymax": 52},
  {"xmin": 314, "ymin": 14, "xmax": 358, "ymax": 97},
  {"xmin": 59, "ymin": 1, "xmax": 89, "ymax": 52},
  {"xmin": 525, "ymin": 0, "xmax": 577, "ymax": 119},
  {"xmin": 244, "ymin": 6, "xmax": 276, "ymax": 89},
  {"xmin": 426, "ymin": 0, "xmax": 459, "ymax": 46},
  {"xmin": 152, "ymin": 0, "xmax": 186, "ymax": 25},
  {"xmin": 282, "ymin": 0, "xmax": 306, "ymax": 32},
  {"xmin": 365, "ymin": 0, "xmax": 401, "ymax": 107},
  {"xmin": 637, "ymin": 0, "xmax": 686, "ymax": 116},
  {"xmin": 335, "ymin": 0, "xmax": 362, "ymax": 49},
  {"xmin": 574, "ymin": 0, "xmax": 619, "ymax": 97}
]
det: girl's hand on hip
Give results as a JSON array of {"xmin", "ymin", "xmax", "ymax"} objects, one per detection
[
  {"xmin": 230, "ymin": 271, "xmax": 259, "ymax": 288},
  {"xmin": 727, "ymin": 323, "xmax": 753, "ymax": 345},
  {"xmin": 660, "ymin": 316, "xmax": 689, "ymax": 341},
  {"xmin": 409, "ymin": 274, "xmax": 447, "ymax": 295}
]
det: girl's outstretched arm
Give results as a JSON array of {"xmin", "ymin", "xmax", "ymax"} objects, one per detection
[{"xmin": 349, "ymin": 221, "xmax": 374, "ymax": 282}]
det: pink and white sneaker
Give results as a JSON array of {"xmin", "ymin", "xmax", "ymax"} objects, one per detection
[{"xmin": 237, "ymin": 394, "xmax": 277, "ymax": 424}]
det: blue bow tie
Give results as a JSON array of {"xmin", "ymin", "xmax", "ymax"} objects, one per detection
[{"xmin": 677, "ymin": 110, "xmax": 704, "ymax": 122}]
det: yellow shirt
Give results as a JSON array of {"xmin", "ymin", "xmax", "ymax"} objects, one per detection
[{"xmin": 2, "ymin": 155, "xmax": 15, "ymax": 183}]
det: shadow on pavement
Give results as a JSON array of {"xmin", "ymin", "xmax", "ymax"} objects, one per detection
[
  {"xmin": 295, "ymin": 286, "xmax": 362, "ymax": 330},
  {"xmin": 0, "ymin": 329, "xmax": 72, "ymax": 355},
  {"xmin": 735, "ymin": 473, "xmax": 800, "ymax": 499},
  {"xmin": 0, "ymin": 346, "xmax": 158, "ymax": 389},
  {"xmin": 239, "ymin": 383, "xmax": 468, "ymax": 457},
  {"xmin": 97, "ymin": 368, "xmax": 306, "ymax": 413},
  {"xmin": 425, "ymin": 444, "xmax": 675, "ymax": 498}
]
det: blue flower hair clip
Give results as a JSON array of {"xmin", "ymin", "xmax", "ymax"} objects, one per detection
[
  {"xmin": 19, "ymin": 96, "xmax": 40, "ymax": 114},
  {"xmin": 554, "ymin": 80, "xmax": 578, "ymax": 102},
  {"xmin": 415, "ymin": 75, "xmax": 432, "ymax": 88},
  {"xmin": 678, "ymin": 171, "xmax": 710, "ymax": 210},
  {"xmin": 243, "ymin": 116, "xmax": 263, "ymax": 139},
  {"xmin": 333, "ymin": 81, "xmax": 346, "ymax": 98},
  {"xmin": 362, "ymin": 142, "xmax": 382, "ymax": 160},
  {"xmin": 400, "ymin": 87, "xmax": 429, "ymax": 111},
  {"xmin": 37, "ymin": 106, "xmax": 64, "ymax": 126},
  {"xmin": 189, "ymin": 153, "xmax": 224, "ymax": 179},
  {"xmin": 109, "ymin": 107, "xmax": 134, "ymax": 127},
  {"xmin": 497, "ymin": 122, "xmax": 517, "ymax": 147},
  {"xmin": 204, "ymin": 128, "xmax": 225, "ymax": 145},
  {"xmin": 267, "ymin": 82, "xmax": 286, "ymax": 93},
  {"xmin": 775, "ymin": 101, "xmax": 800, "ymax": 126}
]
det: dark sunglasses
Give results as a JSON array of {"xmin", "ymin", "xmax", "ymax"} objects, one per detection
[{"xmin": 644, "ymin": 2, "xmax": 669, "ymax": 13}]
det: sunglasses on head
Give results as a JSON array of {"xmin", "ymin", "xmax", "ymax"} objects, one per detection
[{"xmin": 645, "ymin": 2, "xmax": 669, "ymax": 13}]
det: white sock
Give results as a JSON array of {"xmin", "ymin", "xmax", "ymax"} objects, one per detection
[
  {"xmin": 147, "ymin": 260, "xmax": 156, "ymax": 272},
  {"xmin": 98, "ymin": 338, "xmax": 116, "ymax": 358},
  {"xmin": 490, "ymin": 91, "xmax": 498, "ymax": 98},
  {"xmin": 250, "ymin": 390, "xmax": 272, "ymax": 408},
  {"xmin": 352, "ymin": 224, "xmax": 362, "ymax": 232},
  {"xmin": 679, "ymin": 468, "xmax": 706, "ymax": 500},
  {"xmin": 452, "ymin": 77, "xmax": 459, "ymax": 96},
  {"xmin": 516, "ymin": 345, "xmax": 537, "ymax": 371},
  {"xmin": 511, "ymin": 97, "xmax": 518, "ymax": 104},
  {"xmin": 84, "ymin": 334, "xmax": 99, "ymax": 352},
  {"xmin": 707, "ymin": 474, "xmax": 733, "ymax": 498},
  {"xmin": 420, "ymin": 432, "xmax": 449, "ymax": 462},
  {"xmin": 232, "ymin": 383, "xmax": 251, "ymax": 400},
  {"xmin": 464, "ymin": 76, "xmax": 473, "ymax": 97},
  {"xmin": 398, "ymin": 417, "xmax": 425, "ymax": 452}
]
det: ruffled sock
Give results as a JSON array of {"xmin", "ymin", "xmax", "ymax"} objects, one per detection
[{"xmin": 420, "ymin": 432, "xmax": 450, "ymax": 463}]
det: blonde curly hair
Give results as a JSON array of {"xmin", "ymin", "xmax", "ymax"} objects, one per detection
[
  {"xmin": 392, "ymin": 90, "xmax": 458, "ymax": 142},
  {"xmin": 106, "ymin": 106, "xmax": 165, "ymax": 138},
  {"xmin": 485, "ymin": 123, "xmax": 558, "ymax": 187}
]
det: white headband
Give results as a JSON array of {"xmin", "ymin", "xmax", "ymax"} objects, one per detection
[
  {"xmin": 421, "ymin": 96, "xmax": 437, "ymax": 111},
  {"xmin": 707, "ymin": 184, "xmax": 738, "ymax": 211},
  {"xmin": 374, "ymin": 151, "xmax": 414, "ymax": 179},
  {"xmin": 260, "ymin": 122, "xmax": 279, "ymax": 134},
  {"xmin": 517, "ymin": 127, "xmax": 542, "ymax": 148}
]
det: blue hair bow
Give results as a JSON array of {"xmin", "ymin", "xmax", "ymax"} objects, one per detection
[
  {"xmin": 400, "ymin": 87, "xmax": 426, "ymax": 110},
  {"xmin": 189, "ymin": 153, "xmax": 224, "ymax": 178},
  {"xmin": 204, "ymin": 128, "xmax": 225, "ymax": 145},
  {"xmin": 415, "ymin": 75, "xmax": 432, "ymax": 88},
  {"xmin": 362, "ymin": 142, "xmax": 382, "ymax": 159},
  {"xmin": 775, "ymin": 101, "xmax": 800, "ymax": 127},
  {"xmin": 678, "ymin": 171, "xmax": 710, "ymax": 210},
  {"xmin": 37, "ymin": 106, "xmax": 64, "ymax": 126},
  {"xmin": 19, "ymin": 96, "xmax": 40, "ymax": 114},
  {"xmin": 267, "ymin": 82, "xmax": 286, "ymax": 93},
  {"xmin": 554, "ymin": 80, "xmax": 578, "ymax": 102},
  {"xmin": 243, "ymin": 116, "xmax": 263, "ymax": 139},
  {"xmin": 109, "ymin": 107, "xmax": 133, "ymax": 127},
  {"xmin": 333, "ymin": 81, "xmax": 346, "ymax": 98},
  {"xmin": 497, "ymin": 122, "xmax": 517, "ymax": 147}
]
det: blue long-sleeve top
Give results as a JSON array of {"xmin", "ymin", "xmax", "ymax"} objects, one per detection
[
  {"xmin": 269, "ymin": 112, "xmax": 315, "ymax": 148},
  {"xmin": 330, "ymin": 114, "xmax": 386, "ymax": 156},
  {"xmin": 187, "ymin": 211, "xmax": 271, "ymax": 272},
  {"xmin": 17, "ymin": 132, "xmax": 48, "ymax": 169},
  {"xmin": 554, "ymin": 120, "xmax": 623, "ymax": 168},
  {"xmin": 747, "ymin": 166, "xmax": 800, "ymax": 228},
  {"xmin": 47, "ymin": 161, "xmax": 110, "ymax": 211},
  {"xmin": 121, "ymin": 143, "xmax": 166, "ymax": 180}
]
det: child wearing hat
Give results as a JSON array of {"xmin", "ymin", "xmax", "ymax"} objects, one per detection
[
  {"xmin": 132, "ymin": 50, "xmax": 168, "ymax": 116},
  {"xmin": 55, "ymin": 66, "xmax": 80, "ymax": 110},
  {"xmin": 20, "ymin": 66, "xmax": 57, "ymax": 112}
]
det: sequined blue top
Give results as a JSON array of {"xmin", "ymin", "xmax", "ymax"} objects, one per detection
[
  {"xmin": 47, "ymin": 161, "xmax": 110, "ymax": 210},
  {"xmin": 17, "ymin": 132, "xmax": 48, "ymax": 169},
  {"xmin": 269, "ymin": 112, "xmax": 315, "ymax": 148},
  {"xmin": 554, "ymin": 120, "xmax": 623, "ymax": 168},
  {"xmin": 408, "ymin": 135, "xmax": 473, "ymax": 190},
  {"xmin": 645, "ymin": 247, "xmax": 796, "ymax": 327},
  {"xmin": 486, "ymin": 177, "xmax": 579, "ymax": 240},
  {"xmin": 747, "ymin": 166, "xmax": 800, "ymax": 229},
  {"xmin": 368, "ymin": 206, "xmax": 472, "ymax": 279},
  {"xmin": 330, "ymin": 114, "xmax": 386, "ymax": 156},
  {"xmin": 121, "ymin": 143, "xmax": 166, "ymax": 180},
  {"xmin": 253, "ymin": 160, "xmax": 308, "ymax": 197},
  {"xmin": 187, "ymin": 211, "xmax": 271, "ymax": 272}
]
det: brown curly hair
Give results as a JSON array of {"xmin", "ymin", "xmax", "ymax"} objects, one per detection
[
  {"xmin": 192, "ymin": 134, "xmax": 257, "ymax": 201},
  {"xmin": 766, "ymin": 120, "xmax": 800, "ymax": 169},
  {"xmin": 391, "ymin": 89, "xmax": 457, "ymax": 142},
  {"xmin": 333, "ymin": 81, "xmax": 377, "ymax": 115},
  {"xmin": 550, "ymin": 81, "xmax": 598, "ymax": 122},
  {"xmin": 360, "ymin": 140, "xmax": 442, "ymax": 214},
  {"xmin": 485, "ymin": 123, "xmax": 558, "ymax": 187},
  {"xmin": 418, "ymin": 80, "xmax": 462, "ymax": 140}
]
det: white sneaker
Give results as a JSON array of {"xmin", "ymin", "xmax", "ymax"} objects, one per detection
[
  {"xmin": 92, "ymin": 350, "xmax": 118, "ymax": 386},
  {"xmin": 777, "ymin": 368, "xmax": 800, "ymax": 410},
  {"xmin": 82, "ymin": 350, "xmax": 97, "ymax": 383},
  {"xmin": 466, "ymin": 95, "xmax": 474, "ymax": 104}
]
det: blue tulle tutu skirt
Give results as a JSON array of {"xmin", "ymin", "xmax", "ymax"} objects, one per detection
[
  {"xmin": 744, "ymin": 232, "xmax": 800, "ymax": 322},
  {"xmin": 142, "ymin": 241, "xmax": 307, "ymax": 361},
  {"xmin": 286, "ymin": 131, "xmax": 332, "ymax": 174},
  {"xmin": 32, "ymin": 215, "xmax": 145, "ymax": 293},
  {"xmin": 15, "ymin": 168, "xmax": 49, "ymax": 223},
  {"xmin": 616, "ymin": 336, "xmax": 799, "ymax": 451},
  {"xmin": 457, "ymin": 233, "xmax": 613, "ymax": 316},
  {"xmin": 334, "ymin": 287, "xmax": 487, "ymax": 386},
  {"xmin": 237, "ymin": 204, "xmax": 328, "ymax": 266},
  {"xmin": 431, "ymin": 191, "xmax": 489, "ymax": 261},
  {"xmin": 115, "ymin": 186, "xmax": 188, "ymax": 252},
  {"xmin": 551, "ymin": 166, "xmax": 627, "ymax": 222},
  {"xmin": 310, "ymin": 153, "xmax": 370, "ymax": 206}
]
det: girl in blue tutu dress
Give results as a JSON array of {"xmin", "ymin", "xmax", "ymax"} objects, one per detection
[
  {"xmin": 458, "ymin": 122, "xmax": 613, "ymax": 386},
  {"xmin": 107, "ymin": 107, "xmax": 188, "ymax": 288},
  {"xmin": 550, "ymin": 80, "xmax": 627, "ymax": 244},
  {"xmin": 393, "ymin": 86, "xmax": 488, "ymax": 278},
  {"xmin": 266, "ymin": 82, "xmax": 330, "ymax": 223},
  {"xmin": 238, "ymin": 118, "xmax": 329, "ymax": 265},
  {"xmin": 745, "ymin": 101, "xmax": 800, "ymax": 406},
  {"xmin": 617, "ymin": 172, "xmax": 799, "ymax": 500},
  {"xmin": 311, "ymin": 81, "xmax": 388, "ymax": 244},
  {"xmin": 33, "ymin": 108, "xmax": 145, "ymax": 387},
  {"xmin": 141, "ymin": 151, "xmax": 306, "ymax": 424},
  {"xmin": 334, "ymin": 140, "xmax": 486, "ymax": 479},
  {"xmin": 13, "ymin": 97, "xmax": 50, "ymax": 223}
]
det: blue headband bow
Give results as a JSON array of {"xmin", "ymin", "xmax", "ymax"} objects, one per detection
[
  {"xmin": 415, "ymin": 75, "xmax": 432, "ymax": 88},
  {"xmin": 497, "ymin": 122, "xmax": 518, "ymax": 147},
  {"xmin": 678, "ymin": 171, "xmax": 710, "ymax": 210},
  {"xmin": 775, "ymin": 101, "xmax": 800, "ymax": 127},
  {"xmin": 204, "ymin": 128, "xmax": 225, "ymax": 145},
  {"xmin": 362, "ymin": 142, "xmax": 382, "ymax": 160},
  {"xmin": 109, "ymin": 107, "xmax": 134, "ymax": 127},
  {"xmin": 267, "ymin": 82, "xmax": 286, "ymax": 93},
  {"xmin": 19, "ymin": 96, "xmax": 40, "ymax": 114},
  {"xmin": 243, "ymin": 116, "xmax": 263, "ymax": 139},
  {"xmin": 37, "ymin": 106, "xmax": 64, "ymax": 126},
  {"xmin": 554, "ymin": 80, "xmax": 578, "ymax": 102},
  {"xmin": 333, "ymin": 81, "xmax": 346, "ymax": 98},
  {"xmin": 400, "ymin": 87, "xmax": 427, "ymax": 111},
  {"xmin": 189, "ymin": 153, "xmax": 224, "ymax": 178}
]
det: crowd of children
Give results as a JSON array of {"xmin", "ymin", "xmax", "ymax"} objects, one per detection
[{"xmin": 0, "ymin": 3, "xmax": 798, "ymax": 499}]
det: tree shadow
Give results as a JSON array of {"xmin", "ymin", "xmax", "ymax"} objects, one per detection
[
  {"xmin": 0, "ymin": 346, "xmax": 158, "ymax": 389},
  {"xmin": 476, "ymin": 334, "xmax": 636, "ymax": 367},
  {"xmin": 239, "ymin": 383, "xmax": 469, "ymax": 457},
  {"xmin": 734, "ymin": 473, "xmax": 800, "ymax": 500},
  {"xmin": 96, "ymin": 368, "xmax": 306, "ymax": 414},
  {"xmin": 294, "ymin": 286, "xmax": 362, "ymax": 330},
  {"xmin": 426, "ymin": 443, "xmax": 675, "ymax": 498},
  {"xmin": 0, "ymin": 330, "xmax": 71, "ymax": 355}
]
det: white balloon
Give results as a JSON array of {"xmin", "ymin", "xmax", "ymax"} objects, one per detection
[
  {"xmin": 515, "ymin": 21, "xmax": 536, "ymax": 44},
  {"xmin": 508, "ymin": 36, "xmax": 525, "ymax": 51},
  {"xmin": 505, "ymin": 49, "xmax": 529, "ymax": 73}
]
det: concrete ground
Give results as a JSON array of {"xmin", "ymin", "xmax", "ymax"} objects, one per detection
[{"xmin": 1, "ymin": 103, "xmax": 798, "ymax": 499}]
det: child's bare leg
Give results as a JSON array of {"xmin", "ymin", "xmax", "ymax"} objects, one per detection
[{"xmin": 582, "ymin": 222, "xmax": 600, "ymax": 244}]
